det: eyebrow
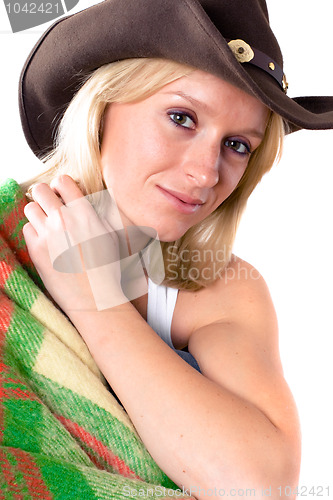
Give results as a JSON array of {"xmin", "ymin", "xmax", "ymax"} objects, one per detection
[
  {"xmin": 238, "ymin": 128, "xmax": 265, "ymax": 140},
  {"xmin": 162, "ymin": 90, "xmax": 265, "ymax": 140},
  {"xmin": 162, "ymin": 90, "xmax": 211, "ymax": 113}
]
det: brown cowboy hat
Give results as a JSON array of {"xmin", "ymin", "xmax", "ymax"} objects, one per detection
[{"xmin": 19, "ymin": 0, "xmax": 333, "ymax": 158}]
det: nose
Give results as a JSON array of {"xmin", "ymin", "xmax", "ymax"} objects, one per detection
[{"xmin": 182, "ymin": 138, "xmax": 220, "ymax": 188}]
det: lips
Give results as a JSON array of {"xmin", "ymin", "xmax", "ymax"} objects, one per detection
[
  {"xmin": 157, "ymin": 185, "xmax": 205, "ymax": 214},
  {"xmin": 158, "ymin": 186, "xmax": 205, "ymax": 205}
]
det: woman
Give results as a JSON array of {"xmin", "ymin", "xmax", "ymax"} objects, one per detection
[{"xmin": 7, "ymin": 0, "xmax": 333, "ymax": 497}]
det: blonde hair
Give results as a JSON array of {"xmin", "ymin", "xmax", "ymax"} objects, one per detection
[{"xmin": 22, "ymin": 57, "xmax": 285, "ymax": 290}]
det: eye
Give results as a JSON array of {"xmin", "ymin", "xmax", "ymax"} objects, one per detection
[
  {"xmin": 168, "ymin": 112, "xmax": 196, "ymax": 130},
  {"xmin": 224, "ymin": 139, "xmax": 251, "ymax": 156}
]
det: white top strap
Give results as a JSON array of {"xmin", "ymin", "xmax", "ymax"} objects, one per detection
[{"xmin": 147, "ymin": 278, "xmax": 178, "ymax": 349}]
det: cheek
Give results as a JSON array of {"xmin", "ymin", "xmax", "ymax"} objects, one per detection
[
  {"xmin": 134, "ymin": 126, "xmax": 175, "ymax": 167},
  {"xmin": 220, "ymin": 159, "xmax": 248, "ymax": 195},
  {"xmin": 102, "ymin": 126, "xmax": 172, "ymax": 185}
]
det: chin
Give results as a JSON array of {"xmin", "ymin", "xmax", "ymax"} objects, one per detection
[
  {"xmin": 123, "ymin": 211, "xmax": 191, "ymax": 243},
  {"xmin": 156, "ymin": 227, "xmax": 189, "ymax": 243},
  {"xmin": 150, "ymin": 216, "xmax": 198, "ymax": 242}
]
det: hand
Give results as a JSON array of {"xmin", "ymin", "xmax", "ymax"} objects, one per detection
[{"xmin": 23, "ymin": 175, "xmax": 126, "ymax": 315}]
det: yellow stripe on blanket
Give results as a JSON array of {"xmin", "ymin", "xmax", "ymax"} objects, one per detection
[
  {"xmin": 33, "ymin": 328, "xmax": 134, "ymax": 431},
  {"xmin": 31, "ymin": 292, "xmax": 101, "ymax": 378}
]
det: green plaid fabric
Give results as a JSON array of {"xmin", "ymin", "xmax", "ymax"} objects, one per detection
[{"xmin": 0, "ymin": 179, "xmax": 192, "ymax": 499}]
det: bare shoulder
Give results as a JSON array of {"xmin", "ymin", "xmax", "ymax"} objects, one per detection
[
  {"xmin": 187, "ymin": 255, "xmax": 300, "ymax": 444},
  {"xmin": 188, "ymin": 255, "xmax": 281, "ymax": 369},
  {"xmin": 173, "ymin": 255, "xmax": 277, "ymax": 348},
  {"xmin": 181, "ymin": 255, "xmax": 278, "ymax": 336},
  {"xmin": 215, "ymin": 254, "xmax": 278, "ymax": 330},
  {"xmin": 189, "ymin": 254, "xmax": 281, "ymax": 363}
]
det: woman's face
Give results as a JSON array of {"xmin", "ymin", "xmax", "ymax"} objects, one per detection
[{"xmin": 101, "ymin": 70, "xmax": 268, "ymax": 241}]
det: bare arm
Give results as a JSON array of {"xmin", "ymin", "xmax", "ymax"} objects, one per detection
[
  {"xmin": 68, "ymin": 264, "xmax": 300, "ymax": 498},
  {"xmin": 24, "ymin": 178, "xmax": 301, "ymax": 499}
]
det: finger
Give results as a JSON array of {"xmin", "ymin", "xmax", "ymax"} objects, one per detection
[
  {"xmin": 22, "ymin": 220, "xmax": 37, "ymax": 238},
  {"xmin": 31, "ymin": 182, "xmax": 64, "ymax": 215},
  {"xmin": 51, "ymin": 177, "xmax": 110, "ymax": 244},
  {"xmin": 24, "ymin": 201, "xmax": 48, "ymax": 234},
  {"xmin": 50, "ymin": 175, "xmax": 86, "ymax": 205},
  {"xmin": 22, "ymin": 221, "xmax": 39, "ymax": 252}
]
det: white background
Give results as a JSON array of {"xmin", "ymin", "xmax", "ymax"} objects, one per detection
[{"xmin": 1, "ymin": 0, "xmax": 332, "ymax": 494}]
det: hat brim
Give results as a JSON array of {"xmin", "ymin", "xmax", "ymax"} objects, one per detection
[{"xmin": 19, "ymin": 0, "xmax": 333, "ymax": 157}]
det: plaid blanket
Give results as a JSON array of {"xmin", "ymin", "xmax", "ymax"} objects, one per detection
[{"xmin": 0, "ymin": 178, "xmax": 192, "ymax": 499}]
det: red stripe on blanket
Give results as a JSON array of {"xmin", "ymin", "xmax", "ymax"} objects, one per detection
[
  {"xmin": 0, "ymin": 254, "xmax": 16, "ymax": 289},
  {"xmin": 0, "ymin": 450, "xmax": 21, "ymax": 496},
  {"xmin": 0, "ymin": 295, "xmax": 14, "ymax": 440},
  {"xmin": 14, "ymin": 247, "xmax": 31, "ymax": 267},
  {"xmin": 2, "ymin": 198, "xmax": 26, "ymax": 239},
  {"xmin": 1, "ymin": 197, "xmax": 32, "ymax": 268},
  {"xmin": 0, "ymin": 294, "xmax": 14, "ymax": 335},
  {"xmin": 0, "ymin": 363, "xmax": 9, "ymax": 374},
  {"xmin": 57, "ymin": 415, "xmax": 143, "ymax": 480},
  {"xmin": 14, "ymin": 448, "xmax": 53, "ymax": 498},
  {"xmin": 0, "ymin": 385, "xmax": 36, "ymax": 401}
]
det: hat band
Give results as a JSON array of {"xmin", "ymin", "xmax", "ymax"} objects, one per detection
[{"xmin": 228, "ymin": 39, "xmax": 288, "ymax": 93}]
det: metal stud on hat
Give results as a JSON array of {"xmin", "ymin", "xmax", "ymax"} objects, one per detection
[{"xmin": 228, "ymin": 39, "xmax": 288, "ymax": 93}]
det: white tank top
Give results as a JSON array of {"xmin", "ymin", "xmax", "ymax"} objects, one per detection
[
  {"xmin": 146, "ymin": 278, "xmax": 201, "ymax": 372},
  {"xmin": 147, "ymin": 278, "xmax": 178, "ymax": 349}
]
